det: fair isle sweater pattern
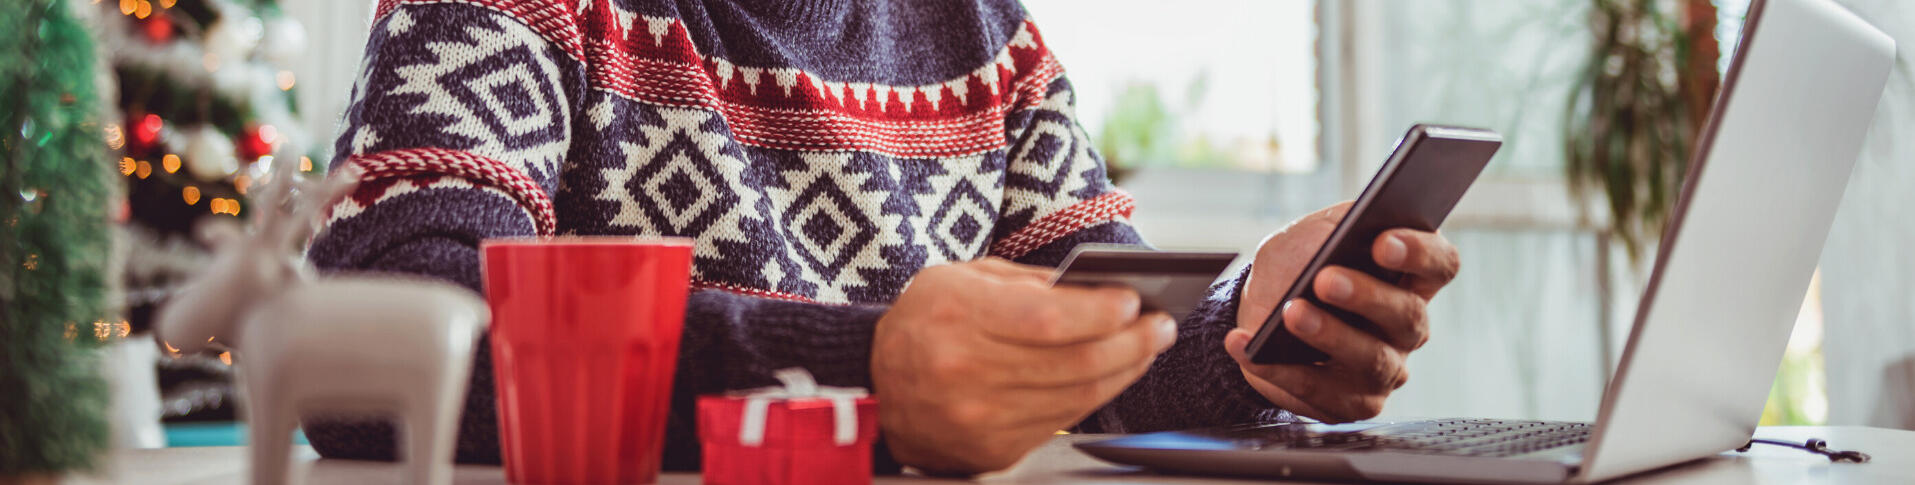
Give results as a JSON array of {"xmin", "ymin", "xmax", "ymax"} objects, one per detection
[{"xmin": 306, "ymin": 0, "xmax": 1285, "ymax": 469}]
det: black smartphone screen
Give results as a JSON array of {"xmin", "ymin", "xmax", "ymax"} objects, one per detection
[{"xmin": 1245, "ymin": 124, "xmax": 1502, "ymax": 364}]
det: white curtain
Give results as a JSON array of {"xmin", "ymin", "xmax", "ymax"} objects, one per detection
[
  {"xmin": 1821, "ymin": 0, "xmax": 1915, "ymax": 431},
  {"xmin": 281, "ymin": 0, "xmax": 376, "ymax": 163}
]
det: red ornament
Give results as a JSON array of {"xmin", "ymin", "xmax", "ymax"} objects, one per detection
[
  {"xmin": 238, "ymin": 125, "xmax": 274, "ymax": 161},
  {"xmin": 128, "ymin": 113, "xmax": 163, "ymax": 156},
  {"xmin": 141, "ymin": 13, "xmax": 174, "ymax": 44}
]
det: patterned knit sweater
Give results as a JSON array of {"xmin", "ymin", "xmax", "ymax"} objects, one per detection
[{"xmin": 304, "ymin": 0, "xmax": 1289, "ymax": 470}]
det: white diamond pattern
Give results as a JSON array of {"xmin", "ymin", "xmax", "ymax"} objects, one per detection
[{"xmin": 384, "ymin": 14, "xmax": 571, "ymax": 183}]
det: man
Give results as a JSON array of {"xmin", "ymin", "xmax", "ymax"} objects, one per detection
[{"xmin": 306, "ymin": 0, "xmax": 1459, "ymax": 474}]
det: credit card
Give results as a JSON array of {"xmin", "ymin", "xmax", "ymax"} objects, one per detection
[{"xmin": 1051, "ymin": 244, "xmax": 1241, "ymax": 321}]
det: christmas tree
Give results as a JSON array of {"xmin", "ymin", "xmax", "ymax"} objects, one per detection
[
  {"xmin": 0, "ymin": 0, "xmax": 115, "ymax": 476},
  {"xmin": 91, "ymin": 0, "xmax": 314, "ymax": 421},
  {"xmin": 99, "ymin": 0, "xmax": 314, "ymax": 326}
]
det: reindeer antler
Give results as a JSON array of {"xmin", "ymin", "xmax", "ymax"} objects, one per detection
[
  {"xmin": 245, "ymin": 158, "xmax": 362, "ymax": 249},
  {"xmin": 285, "ymin": 165, "xmax": 362, "ymax": 246},
  {"xmin": 247, "ymin": 157, "xmax": 301, "ymax": 237}
]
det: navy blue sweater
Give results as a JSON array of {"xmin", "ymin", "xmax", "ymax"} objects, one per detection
[{"xmin": 304, "ymin": 0, "xmax": 1287, "ymax": 470}]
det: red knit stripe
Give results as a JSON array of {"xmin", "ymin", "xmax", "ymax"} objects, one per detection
[
  {"xmin": 692, "ymin": 279, "xmax": 836, "ymax": 305},
  {"xmin": 347, "ymin": 148, "xmax": 557, "ymax": 236},
  {"xmin": 990, "ymin": 191, "xmax": 1138, "ymax": 260},
  {"xmin": 602, "ymin": 54, "xmax": 1065, "ymax": 158},
  {"xmin": 584, "ymin": 14, "xmax": 1067, "ymax": 158},
  {"xmin": 584, "ymin": 14, "xmax": 1057, "ymax": 120}
]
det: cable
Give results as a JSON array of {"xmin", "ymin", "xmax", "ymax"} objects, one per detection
[{"xmin": 1735, "ymin": 438, "xmax": 1871, "ymax": 463}]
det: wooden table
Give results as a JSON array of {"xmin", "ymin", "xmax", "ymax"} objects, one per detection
[{"xmin": 63, "ymin": 426, "xmax": 1913, "ymax": 484}]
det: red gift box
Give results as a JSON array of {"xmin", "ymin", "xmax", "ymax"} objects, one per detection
[{"xmin": 698, "ymin": 369, "xmax": 879, "ymax": 485}]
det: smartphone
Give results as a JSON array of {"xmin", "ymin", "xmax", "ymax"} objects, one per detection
[
  {"xmin": 1245, "ymin": 124, "xmax": 1502, "ymax": 364},
  {"xmin": 1053, "ymin": 245, "xmax": 1240, "ymax": 322}
]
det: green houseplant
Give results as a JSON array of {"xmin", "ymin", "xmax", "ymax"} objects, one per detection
[{"xmin": 1564, "ymin": 0, "xmax": 1720, "ymax": 262}]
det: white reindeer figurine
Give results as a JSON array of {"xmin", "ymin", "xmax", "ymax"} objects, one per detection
[{"xmin": 154, "ymin": 163, "xmax": 489, "ymax": 485}]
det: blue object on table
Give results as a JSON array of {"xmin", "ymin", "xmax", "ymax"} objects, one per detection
[{"xmin": 164, "ymin": 421, "xmax": 308, "ymax": 447}]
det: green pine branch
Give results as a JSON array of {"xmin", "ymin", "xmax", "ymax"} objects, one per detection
[{"xmin": 1, "ymin": 0, "xmax": 116, "ymax": 475}]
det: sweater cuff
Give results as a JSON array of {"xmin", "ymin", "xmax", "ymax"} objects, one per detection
[{"xmin": 1214, "ymin": 264, "xmax": 1281, "ymax": 413}]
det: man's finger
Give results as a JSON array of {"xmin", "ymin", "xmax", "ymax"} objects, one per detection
[
  {"xmin": 1222, "ymin": 326, "xmax": 1336, "ymax": 397},
  {"xmin": 990, "ymin": 312, "xmax": 1174, "ymax": 388},
  {"xmin": 1313, "ymin": 266, "xmax": 1429, "ymax": 351},
  {"xmin": 1373, "ymin": 229, "xmax": 1459, "ymax": 299},
  {"xmin": 1004, "ymin": 354, "xmax": 1157, "ymax": 430},
  {"xmin": 970, "ymin": 257, "xmax": 1057, "ymax": 282},
  {"xmin": 1277, "ymin": 300, "xmax": 1401, "ymax": 393},
  {"xmin": 982, "ymin": 283, "xmax": 1142, "ymax": 346}
]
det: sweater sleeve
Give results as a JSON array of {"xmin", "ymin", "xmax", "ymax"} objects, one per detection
[
  {"xmin": 989, "ymin": 74, "xmax": 1292, "ymax": 433},
  {"xmin": 303, "ymin": 1, "xmax": 904, "ymax": 472}
]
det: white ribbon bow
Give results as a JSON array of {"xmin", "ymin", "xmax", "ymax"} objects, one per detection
[{"xmin": 737, "ymin": 368, "xmax": 869, "ymax": 447}]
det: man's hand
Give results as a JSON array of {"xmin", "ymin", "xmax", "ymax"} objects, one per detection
[
  {"xmin": 873, "ymin": 258, "xmax": 1176, "ymax": 474},
  {"xmin": 1223, "ymin": 202, "xmax": 1461, "ymax": 422}
]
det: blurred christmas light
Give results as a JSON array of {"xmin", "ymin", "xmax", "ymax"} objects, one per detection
[
  {"xmin": 119, "ymin": 0, "xmax": 134, "ymax": 15},
  {"xmin": 182, "ymin": 186, "xmax": 200, "ymax": 205},
  {"xmin": 131, "ymin": 113, "xmax": 162, "ymax": 152},
  {"xmin": 142, "ymin": 13, "xmax": 174, "ymax": 44},
  {"xmin": 299, "ymin": 156, "xmax": 313, "ymax": 172},
  {"xmin": 218, "ymin": 352, "xmax": 232, "ymax": 365},
  {"xmin": 23, "ymin": 253, "xmax": 39, "ymax": 271},
  {"xmin": 162, "ymin": 341, "xmax": 180, "ymax": 356},
  {"xmin": 134, "ymin": 0, "xmax": 150, "ymax": 19},
  {"xmin": 92, "ymin": 320, "xmax": 131, "ymax": 340},
  {"xmin": 159, "ymin": 0, "xmax": 174, "ymax": 7},
  {"xmin": 209, "ymin": 198, "xmax": 242, "ymax": 216},
  {"xmin": 234, "ymin": 174, "xmax": 251, "ymax": 194},
  {"xmin": 246, "ymin": 159, "xmax": 270, "ymax": 180},
  {"xmin": 161, "ymin": 153, "xmax": 181, "ymax": 173},
  {"xmin": 276, "ymin": 70, "xmax": 296, "ymax": 91},
  {"xmin": 104, "ymin": 123, "xmax": 125, "ymax": 150},
  {"xmin": 135, "ymin": 160, "xmax": 152, "ymax": 179},
  {"xmin": 119, "ymin": 157, "xmax": 136, "ymax": 176}
]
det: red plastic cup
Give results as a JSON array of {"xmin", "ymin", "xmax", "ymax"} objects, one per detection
[{"xmin": 481, "ymin": 237, "xmax": 694, "ymax": 485}]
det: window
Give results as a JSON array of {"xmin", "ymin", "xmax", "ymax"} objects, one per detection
[
  {"xmin": 1040, "ymin": 0, "xmax": 1616, "ymax": 420},
  {"xmin": 1022, "ymin": 0, "xmax": 1320, "ymax": 174},
  {"xmin": 1028, "ymin": 0, "xmax": 1820, "ymax": 422}
]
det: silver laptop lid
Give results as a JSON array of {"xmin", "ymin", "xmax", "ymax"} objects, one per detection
[{"xmin": 1578, "ymin": 0, "xmax": 1895, "ymax": 481}]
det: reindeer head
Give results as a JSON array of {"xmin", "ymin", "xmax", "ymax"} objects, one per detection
[{"xmin": 154, "ymin": 160, "xmax": 360, "ymax": 353}]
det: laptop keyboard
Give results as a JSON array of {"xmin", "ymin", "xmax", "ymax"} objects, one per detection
[{"xmin": 1224, "ymin": 418, "xmax": 1590, "ymax": 458}]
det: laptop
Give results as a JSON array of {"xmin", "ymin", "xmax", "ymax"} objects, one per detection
[{"xmin": 1072, "ymin": 0, "xmax": 1896, "ymax": 483}]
